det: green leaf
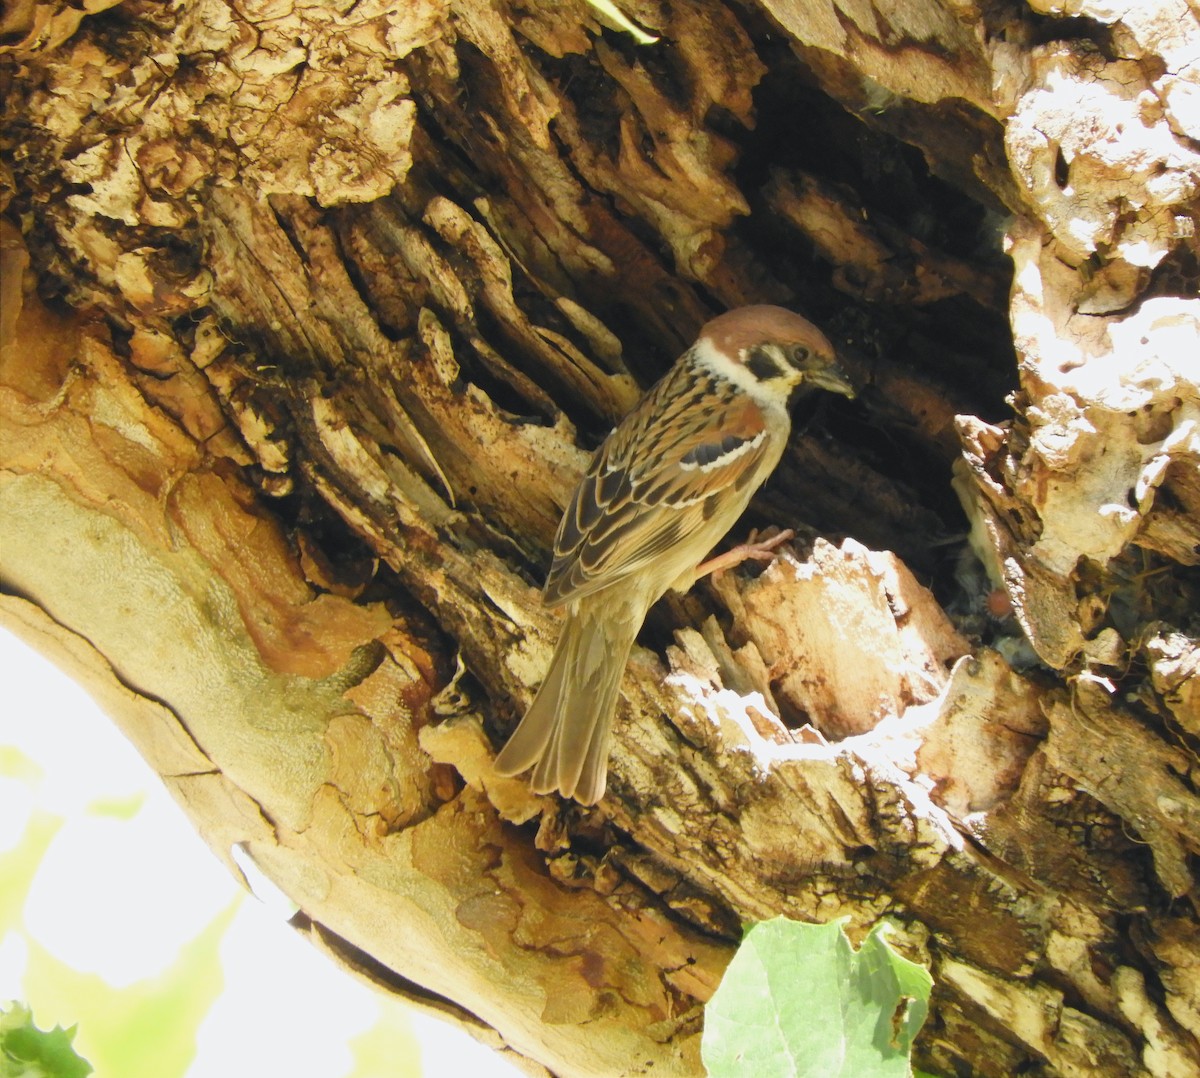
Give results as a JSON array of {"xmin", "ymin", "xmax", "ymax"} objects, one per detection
[
  {"xmin": 85, "ymin": 793, "xmax": 146, "ymax": 821},
  {"xmin": 0, "ymin": 747, "xmax": 43, "ymax": 783},
  {"xmin": 702, "ymin": 918, "xmax": 933, "ymax": 1078},
  {"xmin": 21, "ymin": 897, "xmax": 239, "ymax": 1078},
  {"xmin": 0, "ymin": 1002, "xmax": 93, "ymax": 1078}
]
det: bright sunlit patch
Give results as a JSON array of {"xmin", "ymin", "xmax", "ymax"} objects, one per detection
[
  {"xmin": 583, "ymin": 0, "xmax": 659, "ymax": 44},
  {"xmin": 24, "ymin": 792, "xmax": 236, "ymax": 988},
  {"xmin": 1, "ymin": 628, "xmax": 151, "ymax": 817},
  {"xmin": 409, "ymin": 1011, "xmax": 528, "ymax": 1078},
  {"xmin": 1, "ymin": 626, "xmax": 530, "ymax": 1076},
  {"xmin": 0, "ymin": 932, "xmax": 29, "ymax": 1000},
  {"xmin": 230, "ymin": 843, "xmax": 300, "ymax": 920},
  {"xmin": 189, "ymin": 898, "xmax": 377, "ymax": 1078},
  {"xmin": 0, "ymin": 772, "xmax": 36, "ymax": 853}
]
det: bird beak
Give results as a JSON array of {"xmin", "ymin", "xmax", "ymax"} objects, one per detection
[{"xmin": 811, "ymin": 357, "xmax": 856, "ymax": 399}]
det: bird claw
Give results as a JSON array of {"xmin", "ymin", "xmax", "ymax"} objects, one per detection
[{"xmin": 696, "ymin": 528, "xmax": 795, "ymax": 579}]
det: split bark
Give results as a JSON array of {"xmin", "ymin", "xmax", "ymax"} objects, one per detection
[{"xmin": 1, "ymin": 0, "xmax": 1198, "ymax": 1074}]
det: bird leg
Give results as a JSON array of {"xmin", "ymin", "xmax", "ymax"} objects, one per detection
[{"xmin": 694, "ymin": 528, "xmax": 795, "ymax": 580}]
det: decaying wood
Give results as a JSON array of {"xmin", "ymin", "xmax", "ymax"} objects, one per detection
[{"xmin": 1, "ymin": 0, "xmax": 1198, "ymax": 1074}]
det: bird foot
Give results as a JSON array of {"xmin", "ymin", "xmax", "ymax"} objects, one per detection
[{"xmin": 696, "ymin": 528, "xmax": 795, "ymax": 579}]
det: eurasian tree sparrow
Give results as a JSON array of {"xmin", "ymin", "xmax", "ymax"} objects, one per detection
[{"xmin": 494, "ymin": 305, "xmax": 855, "ymax": 804}]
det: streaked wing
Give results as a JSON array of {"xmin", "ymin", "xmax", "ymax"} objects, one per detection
[{"xmin": 543, "ymin": 361, "xmax": 772, "ymax": 606}]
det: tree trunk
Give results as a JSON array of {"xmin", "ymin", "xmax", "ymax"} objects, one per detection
[{"xmin": 2, "ymin": 0, "xmax": 1198, "ymax": 1074}]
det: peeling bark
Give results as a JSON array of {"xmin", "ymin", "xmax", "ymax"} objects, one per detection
[{"xmin": 2, "ymin": 0, "xmax": 1198, "ymax": 1075}]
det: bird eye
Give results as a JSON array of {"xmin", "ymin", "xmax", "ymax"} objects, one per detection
[{"xmin": 789, "ymin": 344, "xmax": 811, "ymax": 365}]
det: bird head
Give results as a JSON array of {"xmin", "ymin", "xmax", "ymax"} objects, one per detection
[{"xmin": 698, "ymin": 305, "xmax": 856, "ymax": 403}]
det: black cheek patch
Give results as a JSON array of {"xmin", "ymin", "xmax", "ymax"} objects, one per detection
[{"xmin": 745, "ymin": 346, "xmax": 783, "ymax": 381}]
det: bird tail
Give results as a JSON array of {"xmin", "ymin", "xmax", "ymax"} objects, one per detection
[{"xmin": 493, "ymin": 604, "xmax": 637, "ymax": 804}]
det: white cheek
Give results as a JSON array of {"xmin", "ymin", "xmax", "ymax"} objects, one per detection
[{"xmin": 692, "ymin": 337, "xmax": 794, "ymax": 406}]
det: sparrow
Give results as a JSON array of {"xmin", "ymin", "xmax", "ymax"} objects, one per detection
[{"xmin": 493, "ymin": 305, "xmax": 855, "ymax": 804}]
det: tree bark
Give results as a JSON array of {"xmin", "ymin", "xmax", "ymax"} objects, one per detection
[{"xmin": 2, "ymin": 0, "xmax": 1198, "ymax": 1075}]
